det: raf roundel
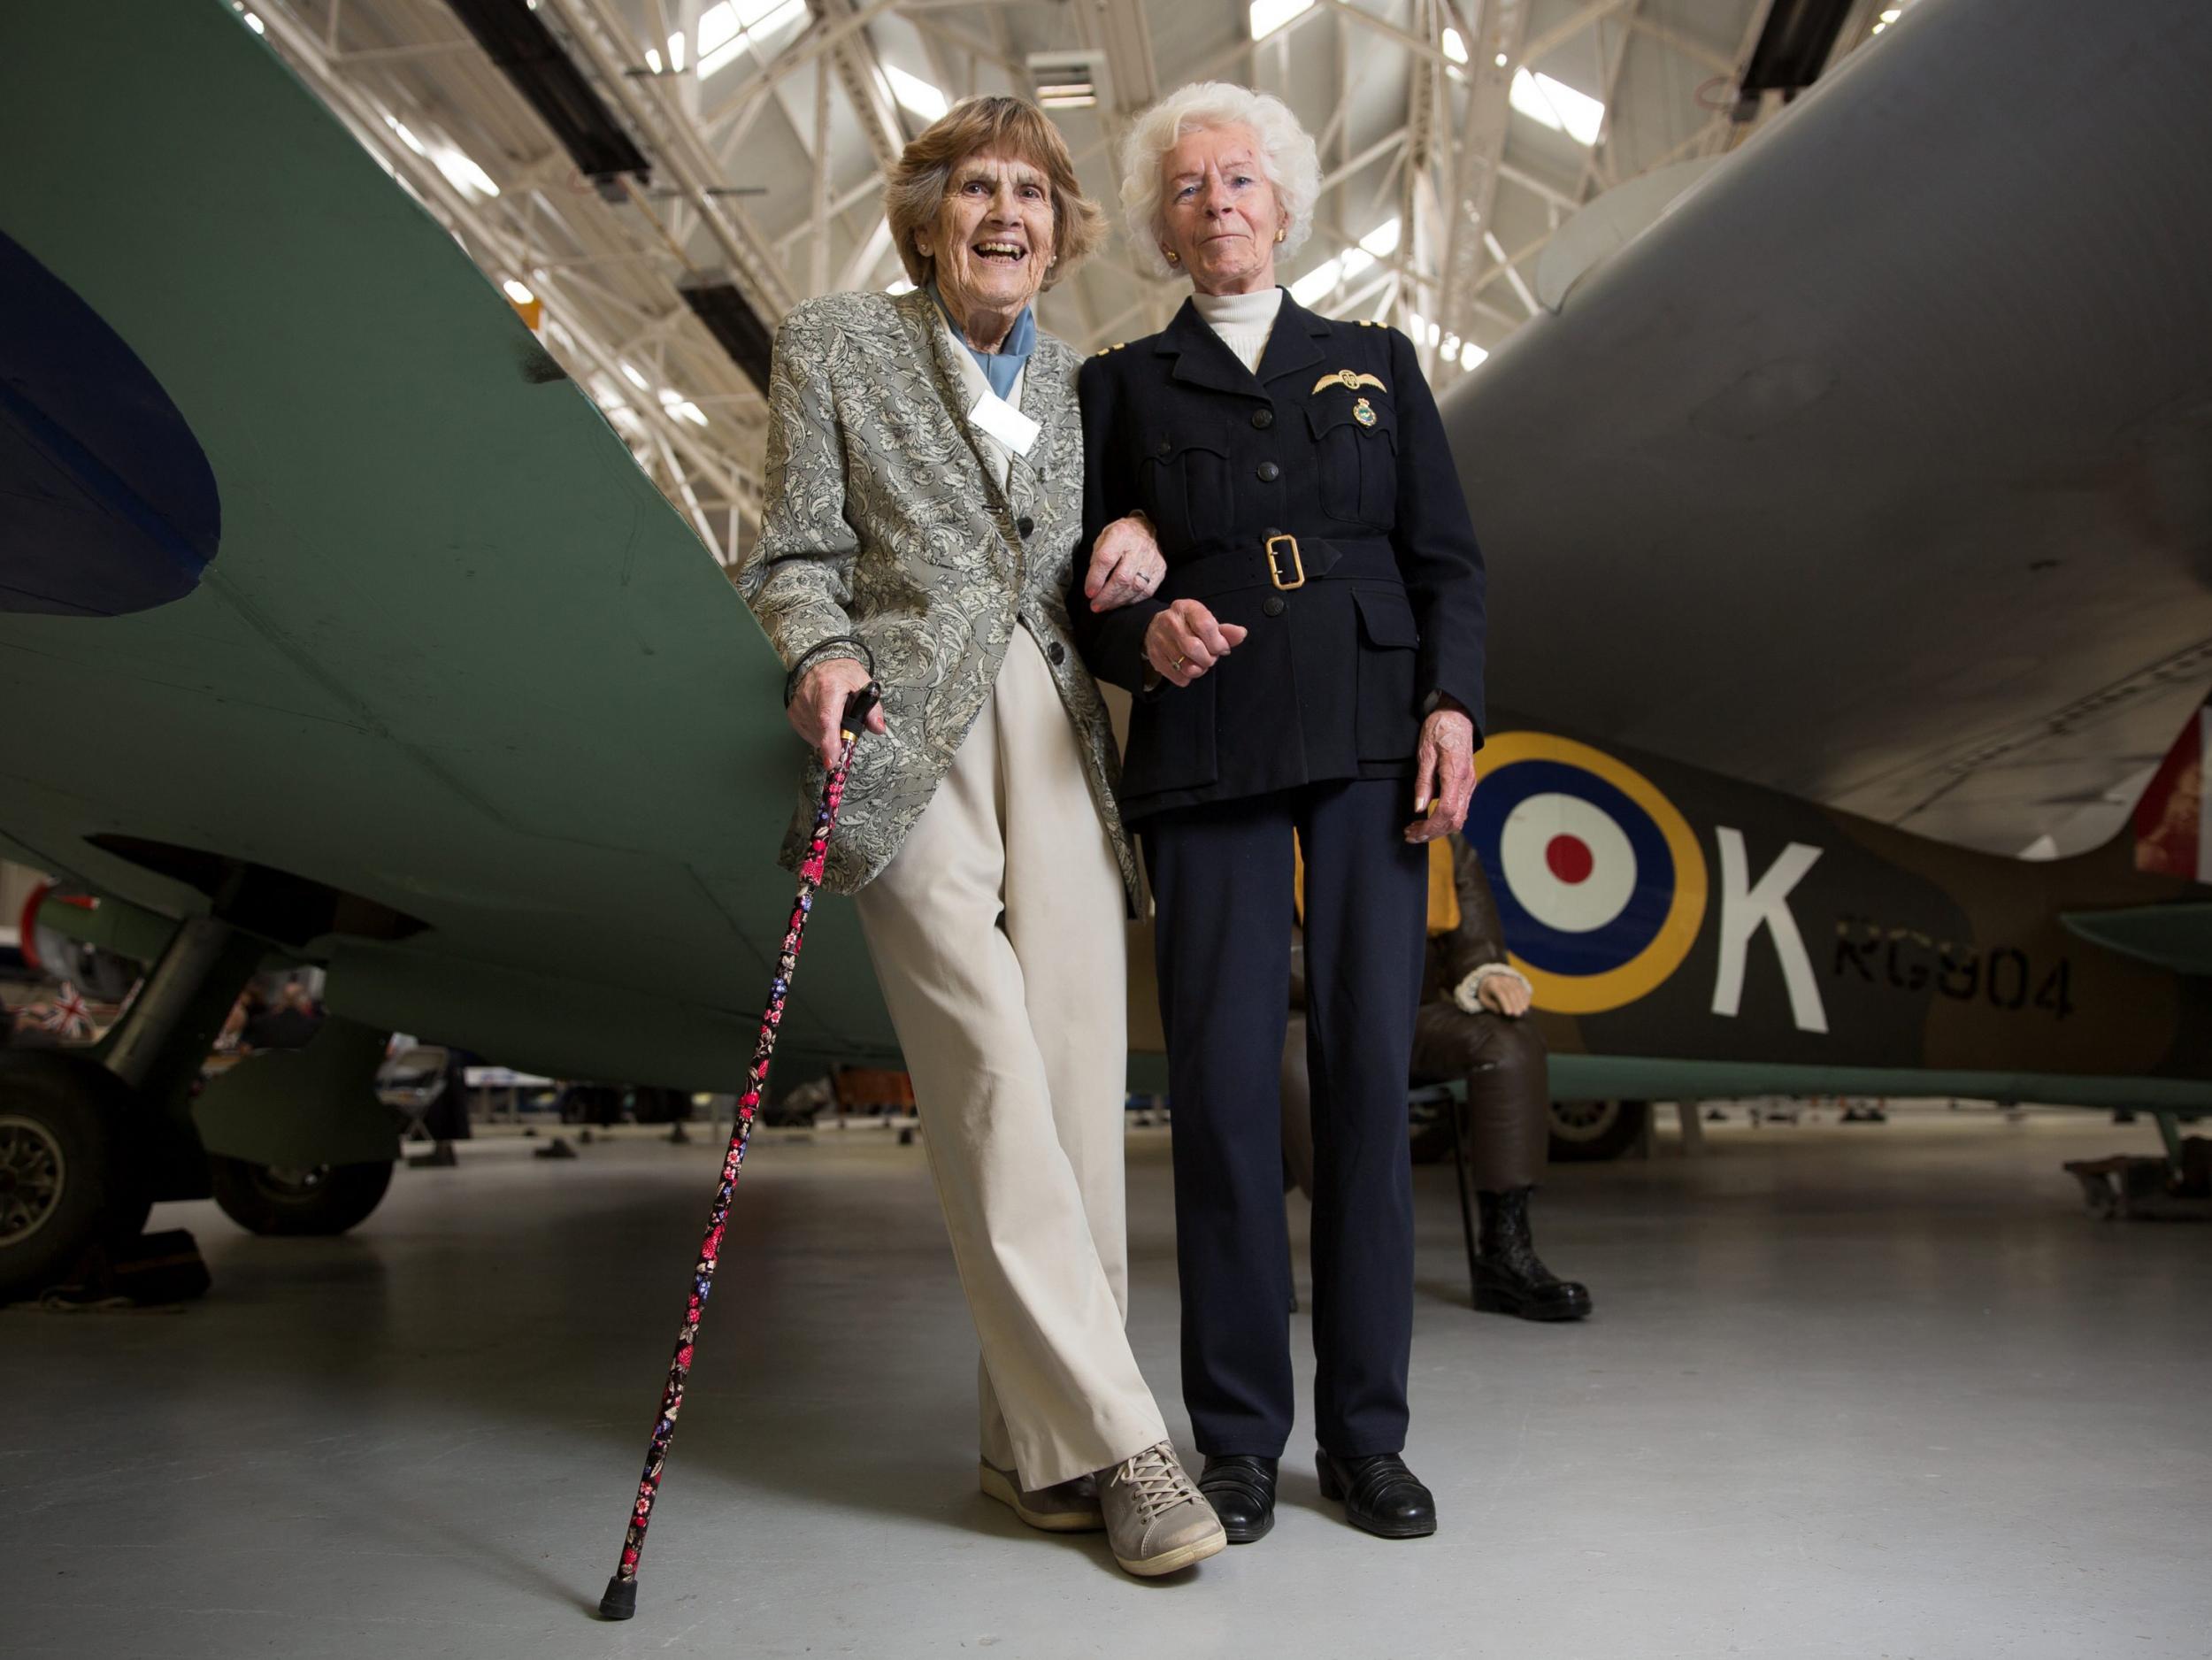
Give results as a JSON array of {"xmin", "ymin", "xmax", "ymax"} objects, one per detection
[{"xmin": 1464, "ymin": 733, "xmax": 1709, "ymax": 1014}]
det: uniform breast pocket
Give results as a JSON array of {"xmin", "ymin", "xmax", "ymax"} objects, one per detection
[
  {"xmin": 1305, "ymin": 401, "xmax": 1398, "ymax": 528},
  {"xmin": 1139, "ymin": 425, "xmax": 1233, "ymax": 549},
  {"xmin": 1350, "ymin": 583, "xmax": 1420, "ymax": 762}
]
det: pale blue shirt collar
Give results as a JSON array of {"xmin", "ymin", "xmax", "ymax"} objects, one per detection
[{"xmin": 932, "ymin": 283, "xmax": 1036, "ymax": 400}]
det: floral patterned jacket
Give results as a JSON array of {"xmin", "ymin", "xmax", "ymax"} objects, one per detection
[{"xmin": 733, "ymin": 288, "xmax": 1140, "ymax": 908}]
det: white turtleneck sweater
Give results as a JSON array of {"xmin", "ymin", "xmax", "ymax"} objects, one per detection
[{"xmin": 1191, "ymin": 284, "xmax": 1284, "ymax": 373}]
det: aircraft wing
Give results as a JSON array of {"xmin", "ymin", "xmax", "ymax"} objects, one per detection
[
  {"xmin": 0, "ymin": 3, "xmax": 895, "ymax": 1087},
  {"xmin": 1443, "ymin": 0, "xmax": 2212, "ymax": 858}
]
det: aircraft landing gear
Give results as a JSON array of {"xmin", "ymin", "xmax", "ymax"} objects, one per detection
[
  {"xmin": 1548, "ymin": 1098, "xmax": 1649, "ymax": 1163},
  {"xmin": 209, "ymin": 1156, "xmax": 395, "ymax": 1236},
  {"xmin": 0, "ymin": 1052, "xmax": 151, "ymax": 1302}
]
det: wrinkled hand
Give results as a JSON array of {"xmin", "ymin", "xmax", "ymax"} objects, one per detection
[
  {"xmin": 1405, "ymin": 703, "xmax": 1477, "ymax": 842},
  {"xmin": 1478, "ymin": 973, "xmax": 1532, "ymax": 1018},
  {"xmin": 1086, "ymin": 512, "xmax": 1166, "ymax": 612},
  {"xmin": 789, "ymin": 657, "xmax": 887, "ymax": 771},
  {"xmin": 1144, "ymin": 599, "xmax": 1248, "ymax": 688}
]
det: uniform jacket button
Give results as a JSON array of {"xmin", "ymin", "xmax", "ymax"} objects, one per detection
[
  {"xmin": 1251, "ymin": 407, "xmax": 1274, "ymax": 429},
  {"xmin": 1017, "ymin": 515, "xmax": 1035, "ymax": 538},
  {"xmin": 1156, "ymin": 438, "xmax": 1172, "ymax": 457},
  {"xmin": 1048, "ymin": 641, "xmax": 1066, "ymax": 665},
  {"xmin": 1256, "ymin": 460, "xmax": 1281, "ymax": 482},
  {"xmin": 1263, "ymin": 595, "xmax": 1286, "ymax": 617}
]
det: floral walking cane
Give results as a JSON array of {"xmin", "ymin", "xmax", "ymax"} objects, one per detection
[{"xmin": 599, "ymin": 684, "xmax": 879, "ymax": 1622}]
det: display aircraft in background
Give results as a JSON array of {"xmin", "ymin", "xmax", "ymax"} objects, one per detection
[{"xmin": 2, "ymin": 0, "xmax": 2208, "ymax": 1297}]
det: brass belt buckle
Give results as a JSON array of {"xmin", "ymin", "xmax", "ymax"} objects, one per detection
[{"xmin": 1265, "ymin": 534, "xmax": 1305, "ymax": 591}]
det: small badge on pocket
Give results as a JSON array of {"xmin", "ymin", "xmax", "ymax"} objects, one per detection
[{"xmin": 1354, "ymin": 396, "xmax": 1377, "ymax": 427}]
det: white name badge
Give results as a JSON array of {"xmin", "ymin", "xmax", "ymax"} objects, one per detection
[{"xmin": 968, "ymin": 389, "xmax": 1041, "ymax": 457}]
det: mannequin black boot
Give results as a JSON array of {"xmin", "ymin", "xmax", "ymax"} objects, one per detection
[{"xmin": 1473, "ymin": 1187, "xmax": 1592, "ymax": 1321}]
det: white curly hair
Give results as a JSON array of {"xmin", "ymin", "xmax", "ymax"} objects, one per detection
[{"xmin": 1118, "ymin": 81, "xmax": 1321, "ymax": 281}]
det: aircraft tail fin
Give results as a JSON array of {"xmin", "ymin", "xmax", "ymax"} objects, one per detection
[{"xmin": 2132, "ymin": 699, "xmax": 2212, "ymax": 884}]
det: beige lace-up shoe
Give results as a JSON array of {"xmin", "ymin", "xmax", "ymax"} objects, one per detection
[
  {"xmin": 979, "ymin": 1459, "xmax": 1105, "ymax": 1533},
  {"xmin": 1100, "ymin": 1441, "xmax": 1226, "ymax": 1576}
]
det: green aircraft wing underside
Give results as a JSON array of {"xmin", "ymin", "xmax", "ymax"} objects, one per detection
[{"xmin": 0, "ymin": 4, "xmax": 895, "ymax": 1087}]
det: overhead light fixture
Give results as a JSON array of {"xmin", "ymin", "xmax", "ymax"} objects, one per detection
[
  {"xmin": 886, "ymin": 278, "xmax": 916, "ymax": 296},
  {"xmin": 1879, "ymin": 6, "xmax": 1901, "ymax": 18},
  {"xmin": 677, "ymin": 273, "xmax": 778, "ymax": 394},
  {"xmin": 1494, "ymin": 51, "xmax": 1509, "ymax": 67},
  {"xmin": 502, "ymin": 279, "xmax": 536, "ymax": 304},
  {"xmin": 443, "ymin": 0, "xmax": 651, "ymax": 196},
  {"xmin": 1030, "ymin": 50, "xmax": 1106, "ymax": 111},
  {"xmin": 384, "ymin": 114, "xmax": 428, "ymax": 156},
  {"xmin": 1510, "ymin": 67, "xmax": 1605, "ymax": 145},
  {"xmin": 668, "ymin": 31, "xmax": 686, "ymax": 71},
  {"xmin": 1248, "ymin": 0, "xmax": 1314, "ymax": 42},
  {"xmin": 1460, "ymin": 342, "xmax": 1487, "ymax": 371},
  {"xmin": 434, "ymin": 146, "xmax": 501, "ymax": 198},
  {"xmin": 1737, "ymin": 0, "xmax": 1862, "ymax": 112},
  {"xmin": 657, "ymin": 388, "xmax": 710, "ymax": 427},
  {"xmin": 884, "ymin": 65, "xmax": 949, "ymax": 121},
  {"xmin": 644, "ymin": 46, "xmax": 662, "ymax": 73},
  {"xmin": 620, "ymin": 361, "xmax": 649, "ymax": 390},
  {"xmin": 1441, "ymin": 27, "xmax": 1468, "ymax": 64}
]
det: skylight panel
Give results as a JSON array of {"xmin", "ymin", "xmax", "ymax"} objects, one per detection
[
  {"xmin": 1289, "ymin": 257, "xmax": 1342, "ymax": 307},
  {"xmin": 885, "ymin": 65, "xmax": 949, "ymax": 120},
  {"xmin": 1359, "ymin": 218, "xmax": 1402, "ymax": 258},
  {"xmin": 699, "ymin": 0, "xmax": 805, "ymax": 79},
  {"xmin": 1510, "ymin": 68, "xmax": 1605, "ymax": 145},
  {"xmin": 1249, "ymin": 0, "xmax": 1315, "ymax": 41}
]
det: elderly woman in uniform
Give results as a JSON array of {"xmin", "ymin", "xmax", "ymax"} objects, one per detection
[
  {"xmin": 736, "ymin": 96, "xmax": 1223, "ymax": 1578},
  {"xmin": 1071, "ymin": 82, "xmax": 1486, "ymax": 1547}
]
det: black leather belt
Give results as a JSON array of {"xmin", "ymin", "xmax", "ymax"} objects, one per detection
[{"xmin": 1160, "ymin": 535, "xmax": 1402, "ymax": 603}]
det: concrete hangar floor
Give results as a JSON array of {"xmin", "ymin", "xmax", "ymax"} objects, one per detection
[{"xmin": 4, "ymin": 1110, "xmax": 2206, "ymax": 1660}]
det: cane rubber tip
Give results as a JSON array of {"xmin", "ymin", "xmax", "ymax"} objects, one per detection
[{"xmin": 599, "ymin": 1576, "xmax": 639, "ymax": 1620}]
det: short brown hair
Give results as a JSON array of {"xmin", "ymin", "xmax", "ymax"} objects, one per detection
[{"xmin": 885, "ymin": 96, "xmax": 1104, "ymax": 292}]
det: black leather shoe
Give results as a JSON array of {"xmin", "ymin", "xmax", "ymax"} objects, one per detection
[
  {"xmin": 1473, "ymin": 1187, "xmax": 1593, "ymax": 1321},
  {"xmin": 1198, "ymin": 1455, "xmax": 1278, "ymax": 1544},
  {"xmin": 1315, "ymin": 1452, "xmax": 1436, "ymax": 1539}
]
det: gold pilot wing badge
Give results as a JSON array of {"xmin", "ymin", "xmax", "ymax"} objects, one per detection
[{"xmin": 1312, "ymin": 369, "xmax": 1387, "ymax": 395}]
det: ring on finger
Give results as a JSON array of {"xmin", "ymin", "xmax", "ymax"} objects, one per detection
[{"xmin": 1171, "ymin": 652, "xmax": 1188, "ymax": 672}]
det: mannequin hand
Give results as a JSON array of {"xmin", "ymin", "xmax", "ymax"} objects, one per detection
[{"xmin": 1478, "ymin": 974, "xmax": 1532, "ymax": 1018}]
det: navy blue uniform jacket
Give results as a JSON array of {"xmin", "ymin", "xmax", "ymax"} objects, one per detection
[{"xmin": 1071, "ymin": 291, "xmax": 1487, "ymax": 822}]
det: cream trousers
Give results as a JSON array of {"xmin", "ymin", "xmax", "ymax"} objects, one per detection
[{"xmin": 853, "ymin": 626, "xmax": 1167, "ymax": 1489}]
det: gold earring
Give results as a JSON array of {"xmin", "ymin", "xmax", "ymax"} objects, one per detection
[
  {"xmin": 1165, "ymin": 249, "xmax": 1180, "ymax": 264},
  {"xmin": 1275, "ymin": 228, "xmax": 1286, "ymax": 242}
]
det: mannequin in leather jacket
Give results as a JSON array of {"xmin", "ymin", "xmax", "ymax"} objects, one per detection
[{"xmin": 1282, "ymin": 837, "xmax": 1592, "ymax": 1320}]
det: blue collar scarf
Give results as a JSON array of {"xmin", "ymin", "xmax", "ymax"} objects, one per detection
[{"xmin": 933, "ymin": 283, "xmax": 1036, "ymax": 401}]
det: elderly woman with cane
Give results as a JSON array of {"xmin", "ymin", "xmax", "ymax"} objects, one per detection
[
  {"xmin": 1071, "ymin": 81, "xmax": 1487, "ymax": 1547},
  {"xmin": 733, "ymin": 96, "xmax": 1223, "ymax": 1578}
]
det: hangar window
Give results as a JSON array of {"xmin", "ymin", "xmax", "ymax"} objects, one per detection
[
  {"xmin": 699, "ymin": 0, "xmax": 807, "ymax": 80},
  {"xmin": 1510, "ymin": 68, "xmax": 1605, "ymax": 146}
]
